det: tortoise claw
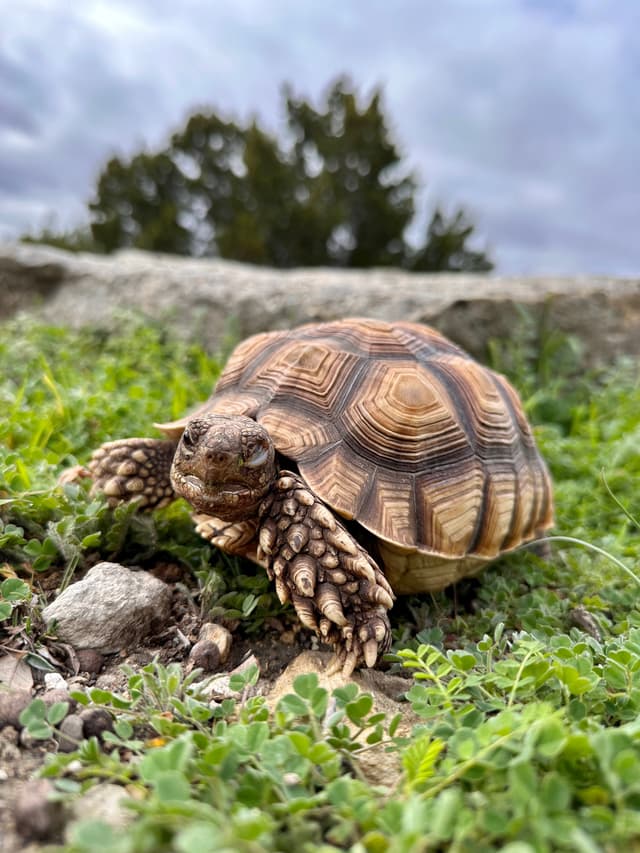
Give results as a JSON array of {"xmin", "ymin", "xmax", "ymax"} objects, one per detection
[{"xmin": 259, "ymin": 471, "xmax": 394, "ymax": 674}]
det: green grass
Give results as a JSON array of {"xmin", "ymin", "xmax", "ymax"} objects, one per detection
[{"xmin": 2, "ymin": 316, "xmax": 640, "ymax": 852}]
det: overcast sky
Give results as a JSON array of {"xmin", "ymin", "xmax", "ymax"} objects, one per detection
[{"xmin": 1, "ymin": 0, "xmax": 638, "ymax": 274}]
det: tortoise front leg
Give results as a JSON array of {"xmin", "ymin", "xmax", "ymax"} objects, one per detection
[
  {"xmin": 257, "ymin": 471, "xmax": 395, "ymax": 677},
  {"xmin": 193, "ymin": 514, "xmax": 260, "ymax": 564},
  {"xmin": 88, "ymin": 438, "xmax": 177, "ymax": 509}
]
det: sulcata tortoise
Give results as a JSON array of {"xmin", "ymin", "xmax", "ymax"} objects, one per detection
[{"xmin": 87, "ymin": 318, "xmax": 553, "ymax": 675}]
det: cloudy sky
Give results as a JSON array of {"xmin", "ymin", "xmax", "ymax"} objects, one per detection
[{"xmin": 1, "ymin": 0, "xmax": 638, "ymax": 274}]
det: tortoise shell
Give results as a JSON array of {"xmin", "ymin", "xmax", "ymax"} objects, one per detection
[{"xmin": 159, "ymin": 318, "xmax": 553, "ymax": 593}]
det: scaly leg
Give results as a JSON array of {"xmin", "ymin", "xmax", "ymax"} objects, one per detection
[
  {"xmin": 88, "ymin": 438, "xmax": 177, "ymax": 508},
  {"xmin": 256, "ymin": 471, "xmax": 395, "ymax": 677},
  {"xmin": 193, "ymin": 514, "xmax": 260, "ymax": 564}
]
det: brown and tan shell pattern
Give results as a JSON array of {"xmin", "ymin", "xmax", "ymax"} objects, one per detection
[{"xmin": 160, "ymin": 319, "xmax": 553, "ymax": 593}]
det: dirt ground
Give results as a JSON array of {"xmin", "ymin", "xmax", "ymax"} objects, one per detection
[{"xmin": 0, "ymin": 567, "xmax": 313, "ymax": 853}]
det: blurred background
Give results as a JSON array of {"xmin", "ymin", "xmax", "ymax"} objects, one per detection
[{"xmin": 1, "ymin": 0, "xmax": 638, "ymax": 275}]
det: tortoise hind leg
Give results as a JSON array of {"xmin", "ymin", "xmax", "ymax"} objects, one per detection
[{"xmin": 89, "ymin": 438, "xmax": 176, "ymax": 508}]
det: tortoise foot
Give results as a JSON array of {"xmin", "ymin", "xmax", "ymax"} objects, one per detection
[
  {"xmin": 193, "ymin": 514, "xmax": 260, "ymax": 563},
  {"xmin": 257, "ymin": 471, "xmax": 394, "ymax": 675},
  {"xmin": 88, "ymin": 437, "xmax": 176, "ymax": 508}
]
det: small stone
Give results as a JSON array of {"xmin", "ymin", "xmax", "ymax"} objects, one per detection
[
  {"xmin": 569, "ymin": 606, "xmax": 602, "ymax": 641},
  {"xmin": 189, "ymin": 640, "xmax": 223, "ymax": 672},
  {"xmin": 57, "ymin": 714, "xmax": 84, "ymax": 752},
  {"xmin": 189, "ymin": 623, "xmax": 233, "ymax": 673},
  {"xmin": 197, "ymin": 623, "xmax": 232, "ymax": 662},
  {"xmin": 14, "ymin": 779, "xmax": 65, "ymax": 841},
  {"xmin": 42, "ymin": 688, "xmax": 74, "ymax": 712},
  {"xmin": 0, "ymin": 689, "xmax": 33, "ymax": 730},
  {"xmin": 80, "ymin": 708, "xmax": 114, "ymax": 740},
  {"xmin": 65, "ymin": 782, "xmax": 133, "ymax": 841},
  {"xmin": 76, "ymin": 648, "xmax": 105, "ymax": 674},
  {"xmin": 44, "ymin": 672, "xmax": 68, "ymax": 691}
]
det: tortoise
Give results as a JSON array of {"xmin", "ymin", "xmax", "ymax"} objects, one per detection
[{"xmin": 87, "ymin": 318, "xmax": 553, "ymax": 675}]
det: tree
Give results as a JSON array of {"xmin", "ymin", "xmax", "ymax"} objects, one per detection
[
  {"xmin": 284, "ymin": 78, "xmax": 416, "ymax": 267},
  {"xmin": 410, "ymin": 208, "xmax": 493, "ymax": 272},
  {"xmin": 90, "ymin": 152, "xmax": 191, "ymax": 254},
  {"xmin": 26, "ymin": 77, "xmax": 493, "ymax": 271}
]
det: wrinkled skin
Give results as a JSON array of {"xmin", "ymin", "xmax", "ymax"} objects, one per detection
[{"xmin": 170, "ymin": 415, "xmax": 276, "ymax": 521}]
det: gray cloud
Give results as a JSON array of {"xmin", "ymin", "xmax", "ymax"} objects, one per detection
[{"xmin": 0, "ymin": 0, "xmax": 638, "ymax": 274}]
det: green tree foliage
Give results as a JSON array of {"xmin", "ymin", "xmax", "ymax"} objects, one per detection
[
  {"xmin": 25, "ymin": 78, "xmax": 493, "ymax": 271},
  {"xmin": 284, "ymin": 79, "xmax": 416, "ymax": 267},
  {"xmin": 91, "ymin": 152, "xmax": 192, "ymax": 254},
  {"xmin": 409, "ymin": 208, "xmax": 494, "ymax": 272}
]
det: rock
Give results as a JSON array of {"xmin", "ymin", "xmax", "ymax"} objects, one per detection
[
  {"xmin": 198, "ymin": 654, "xmax": 260, "ymax": 701},
  {"xmin": 0, "ymin": 689, "xmax": 33, "ymax": 730},
  {"xmin": 65, "ymin": 782, "xmax": 134, "ymax": 842},
  {"xmin": 265, "ymin": 650, "xmax": 416, "ymax": 788},
  {"xmin": 42, "ymin": 562, "xmax": 172, "ymax": 654},
  {"xmin": 79, "ymin": 708, "xmax": 114, "ymax": 740},
  {"xmin": 75, "ymin": 648, "xmax": 105, "ymax": 674},
  {"xmin": 188, "ymin": 623, "xmax": 232, "ymax": 672},
  {"xmin": 1, "ymin": 242, "xmax": 639, "ymax": 367},
  {"xmin": 44, "ymin": 672, "xmax": 68, "ymax": 691},
  {"xmin": 42, "ymin": 688, "xmax": 74, "ymax": 711},
  {"xmin": 57, "ymin": 714, "xmax": 84, "ymax": 752},
  {"xmin": 13, "ymin": 778, "xmax": 65, "ymax": 842}
]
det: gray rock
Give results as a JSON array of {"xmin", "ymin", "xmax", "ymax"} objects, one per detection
[
  {"xmin": 65, "ymin": 782, "xmax": 134, "ymax": 842},
  {"xmin": 13, "ymin": 778, "xmax": 65, "ymax": 842},
  {"xmin": 0, "ymin": 689, "xmax": 33, "ymax": 730},
  {"xmin": 1, "ymin": 242, "xmax": 639, "ymax": 366},
  {"xmin": 79, "ymin": 707, "xmax": 114, "ymax": 740},
  {"xmin": 188, "ymin": 622, "xmax": 233, "ymax": 672},
  {"xmin": 42, "ymin": 562, "xmax": 172, "ymax": 654},
  {"xmin": 57, "ymin": 714, "xmax": 84, "ymax": 752}
]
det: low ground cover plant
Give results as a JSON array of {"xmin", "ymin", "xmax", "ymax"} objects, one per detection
[{"xmin": 1, "ymin": 316, "xmax": 640, "ymax": 851}]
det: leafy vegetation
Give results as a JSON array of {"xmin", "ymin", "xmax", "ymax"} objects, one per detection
[
  {"xmin": 2, "ymin": 316, "xmax": 640, "ymax": 851},
  {"xmin": 21, "ymin": 77, "xmax": 492, "ymax": 272}
]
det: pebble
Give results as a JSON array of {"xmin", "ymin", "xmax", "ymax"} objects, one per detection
[
  {"xmin": 42, "ymin": 562, "xmax": 172, "ymax": 654},
  {"xmin": 44, "ymin": 672, "xmax": 68, "ymax": 691},
  {"xmin": 75, "ymin": 648, "xmax": 105, "ymax": 674},
  {"xmin": 80, "ymin": 707, "xmax": 114, "ymax": 740},
  {"xmin": 188, "ymin": 623, "xmax": 232, "ymax": 672},
  {"xmin": 14, "ymin": 779, "xmax": 65, "ymax": 842},
  {"xmin": 57, "ymin": 714, "xmax": 84, "ymax": 752},
  {"xmin": 0, "ymin": 689, "xmax": 33, "ymax": 730}
]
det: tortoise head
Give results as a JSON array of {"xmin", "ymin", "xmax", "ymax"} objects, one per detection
[{"xmin": 170, "ymin": 414, "xmax": 276, "ymax": 521}]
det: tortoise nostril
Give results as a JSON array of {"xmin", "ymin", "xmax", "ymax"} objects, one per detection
[{"xmin": 207, "ymin": 450, "xmax": 230, "ymax": 466}]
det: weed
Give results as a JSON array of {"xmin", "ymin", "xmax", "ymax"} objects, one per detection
[{"xmin": 2, "ymin": 316, "xmax": 640, "ymax": 850}]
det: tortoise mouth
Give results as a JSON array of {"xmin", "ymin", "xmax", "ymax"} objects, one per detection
[{"xmin": 171, "ymin": 470, "xmax": 265, "ymax": 519}]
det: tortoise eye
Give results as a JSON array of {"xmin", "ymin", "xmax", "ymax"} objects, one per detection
[
  {"xmin": 245, "ymin": 439, "xmax": 269, "ymax": 468},
  {"xmin": 181, "ymin": 427, "xmax": 195, "ymax": 449}
]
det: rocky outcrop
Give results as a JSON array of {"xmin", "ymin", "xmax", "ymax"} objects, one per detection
[{"xmin": 1, "ymin": 242, "xmax": 639, "ymax": 365}]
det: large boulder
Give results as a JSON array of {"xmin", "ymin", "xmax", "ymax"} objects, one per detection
[{"xmin": 1, "ymin": 242, "xmax": 639, "ymax": 365}]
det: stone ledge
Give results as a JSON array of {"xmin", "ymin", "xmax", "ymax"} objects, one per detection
[{"xmin": 1, "ymin": 242, "xmax": 638, "ymax": 365}]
